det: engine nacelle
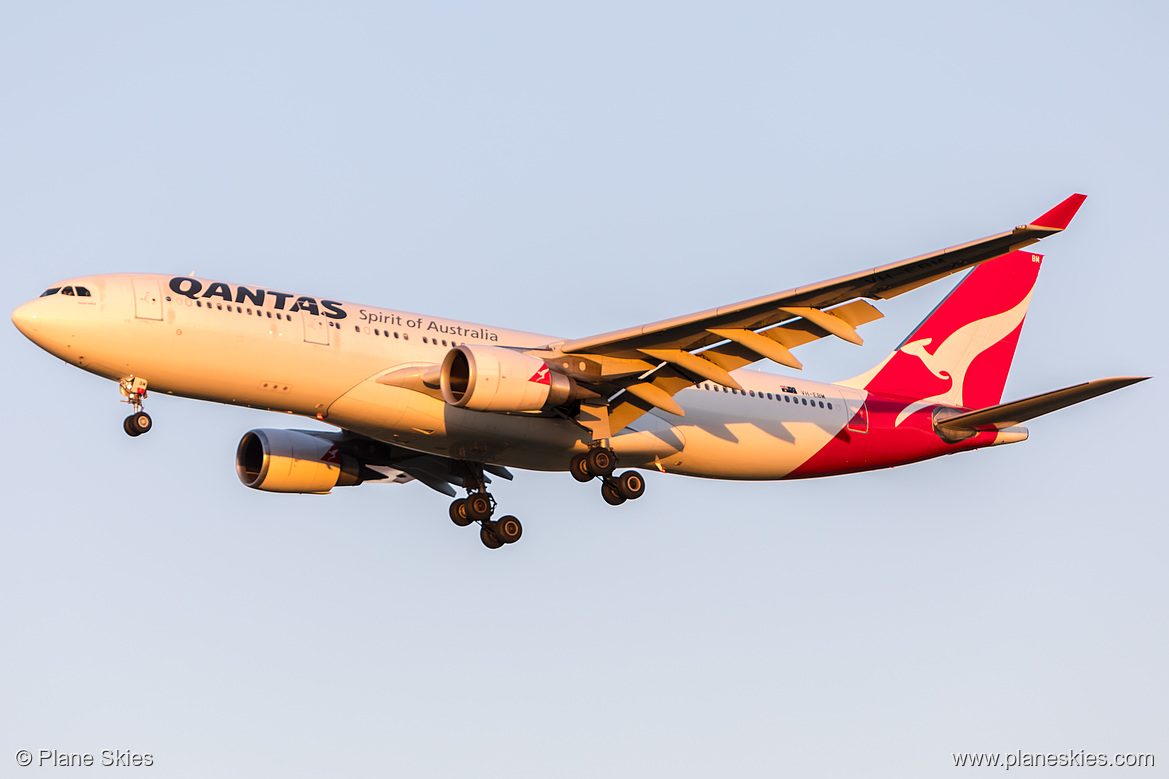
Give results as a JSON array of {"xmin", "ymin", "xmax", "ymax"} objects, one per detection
[
  {"xmin": 440, "ymin": 344, "xmax": 578, "ymax": 412},
  {"xmin": 236, "ymin": 429, "xmax": 363, "ymax": 493}
]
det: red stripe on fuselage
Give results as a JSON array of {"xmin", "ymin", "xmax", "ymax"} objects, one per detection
[{"xmin": 786, "ymin": 392, "xmax": 996, "ymax": 478}]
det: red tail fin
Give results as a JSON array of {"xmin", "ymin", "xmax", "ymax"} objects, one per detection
[{"xmin": 845, "ymin": 250, "xmax": 1043, "ymax": 409}]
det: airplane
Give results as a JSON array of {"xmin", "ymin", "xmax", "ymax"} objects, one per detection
[{"xmin": 11, "ymin": 194, "xmax": 1148, "ymax": 549}]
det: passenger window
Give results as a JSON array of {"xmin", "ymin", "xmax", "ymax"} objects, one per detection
[
  {"xmin": 394, "ymin": 332, "xmax": 399, "ymax": 339},
  {"xmin": 766, "ymin": 393, "xmax": 773, "ymax": 399},
  {"xmin": 40, "ymin": 288, "xmax": 61, "ymax": 297},
  {"xmin": 819, "ymin": 401, "xmax": 824, "ymax": 408},
  {"xmin": 266, "ymin": 311, "xmax": 271, "ymax": 318},
  {"xmin": 374, "ymin": 329, "xmax": 380, "ymax": 336},
  {"xmin": 354, "ymin": 326, "xmax": 360, "ymax": 332},
  {"xmin": 801, "ymin": 398, "xmax": 807, "ymax": 405},
  {"xmin": 827, "ymin": 402, "xmax": 832, "ymax": 410}
]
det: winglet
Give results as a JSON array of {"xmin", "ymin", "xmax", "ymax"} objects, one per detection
[{"xmin": 1031, "ymin": 193, "xmax": 1087, "ymax": 230}]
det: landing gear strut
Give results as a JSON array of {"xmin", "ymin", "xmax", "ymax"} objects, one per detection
[
  {"xmin": 120, "ymin": 376, "xmax": 152, "ymax": 437},
  {"xmin": 448, "ymin": 462, "xmax": 523, "ymax": 549},
  {"xmin": 571, "ymin": 447, "xmax": 647, "ymax": 505}
]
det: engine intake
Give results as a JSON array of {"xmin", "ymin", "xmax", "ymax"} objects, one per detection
[
  {"xmin": 236, "ymin": 429, "xmax": 363, "ymax": 493},
  {"xmin": 441, "ymin": 344, "xmax": 578, "ymax": 412}
]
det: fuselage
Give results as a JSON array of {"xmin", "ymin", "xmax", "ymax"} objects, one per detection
[{"xmin": 12, "ymin": 273, "xmax": 1014, "ymax": 480}]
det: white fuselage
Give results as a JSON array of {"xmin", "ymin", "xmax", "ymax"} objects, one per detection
[{"xmin": 14, "ymin": 273, "xmax": 868, "ymax": 479}]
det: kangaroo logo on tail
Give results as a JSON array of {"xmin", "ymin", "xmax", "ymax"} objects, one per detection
[
  {"xmin": 847, "ymin": 250, "xmax": 1043, "ymax": 420},
  {"xmin": 893, "ymin": 289, "xmax": 1034, "ymax": 426}
]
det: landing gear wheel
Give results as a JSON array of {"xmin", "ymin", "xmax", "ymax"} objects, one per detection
[
  {"xmin": 449, "ymin": 498, "xmax": 472, "ymax": 527},
  {"xmin": 124, "ymin": 412, "xmax": 151, "ymax": 437},
  {"xmin": 132, "ymin": 412, "xmax": 152, "ymax": 434},
  {"xmin": 480, "ymin": 523, "xmax": 504, "ymax": 549},
  {"xmin": 601, "ymin": 478, "xmax": 627, "ymax": 506},
  {"xmin": 496, "ymin": 515, "xmax": 523, "ymax": 544},
  {"xmin": 586, "ymin": 447, "xmax": 616, "ymax": 477},
  {"xmin": 570, "ymin": 453, "xmax": 592, "ymax": 483},
  {"xmin": 615, "ymin": 470, "xmax": 645, "ymax": 500},
  {"xmin": 466, "ymin": 493, "xmax": 493, "ymax": 521}
]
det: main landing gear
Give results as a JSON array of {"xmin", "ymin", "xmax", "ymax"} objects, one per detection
[
  {"xmin": 570, "ymin": 447, "xmax": 646, "ymax": 506},
  {"xmin": 120, "ymin": 376, "xmax": 153, "ymax": 437},
  {"xmin": 448, "ymin": 464, "xmax": 523, "ymax": 550}
]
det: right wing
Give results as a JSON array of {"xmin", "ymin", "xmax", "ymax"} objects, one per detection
[{"xmin": 535, "ymin": 194, "xmax": 1087, "ymax": 433}]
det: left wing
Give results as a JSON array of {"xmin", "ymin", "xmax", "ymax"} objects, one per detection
[
  {"xmin": 325, "ymin": 430, "xmax": 514, "ymax": 496},
  {"xmin": 532, "ymin": 194, "xmax": 1086, "ymax": 433}
]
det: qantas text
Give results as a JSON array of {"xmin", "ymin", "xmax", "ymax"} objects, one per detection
[{"xmin": 169, "ymin": 278, "xmax": 346, "ymax": 319}]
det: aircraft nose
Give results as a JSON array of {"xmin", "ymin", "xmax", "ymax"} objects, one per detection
[{"xmin": 11, "ymin": 300, "xmax": 38, "ymax": 338}]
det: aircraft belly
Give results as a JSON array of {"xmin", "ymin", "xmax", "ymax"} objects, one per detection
[{"xmin": 326, "ymin": 379, "xmax": 588, "ymax": 471}]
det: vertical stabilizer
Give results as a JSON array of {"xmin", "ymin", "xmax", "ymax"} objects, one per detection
[{"xmin": 841, "ymin": 250, "xmax": 1043, "ymax": 410}]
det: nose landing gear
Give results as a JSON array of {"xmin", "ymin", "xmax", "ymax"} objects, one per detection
[{"xmin": 120, "ymin": 376, "xmax": 152, "ymax": 437}]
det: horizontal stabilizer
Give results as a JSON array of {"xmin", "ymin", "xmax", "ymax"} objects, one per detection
[{"xmin": 935, "ymin": 376, "xmax": 1149, "ymax": 431}]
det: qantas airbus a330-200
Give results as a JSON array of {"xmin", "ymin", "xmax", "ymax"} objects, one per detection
[{"xmin": 12, "ymin": 195, "xmax": 1148, "ymax": 548}]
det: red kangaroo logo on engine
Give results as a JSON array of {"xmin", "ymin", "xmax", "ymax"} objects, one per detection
[{"xmin": 529, "ymin": 365, "xmax": 551, "ymax": 385}]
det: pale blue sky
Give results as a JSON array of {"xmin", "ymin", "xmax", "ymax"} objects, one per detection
[{"xmin": 2, "ymin": 2, "xmax": 1165, "ymax": 777}]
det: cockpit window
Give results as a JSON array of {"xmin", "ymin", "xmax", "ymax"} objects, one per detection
[
  {"xmin": 75, "ymin": 286, "xmax": 91, "ymax": 297},
  {"xmin": 40, "ymin": 287, "xmax": 61, "ymax": 297},
  {"xmin": 61, "ymin": 286, "xmax": 75, "ymax": 296}
]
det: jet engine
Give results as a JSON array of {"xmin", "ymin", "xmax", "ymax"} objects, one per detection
[
  {"xmin": 236, "ymin": 429, "xmax": 364, "ymax": 493},
  {"xmin": 440, "ymin": 344, "xmax": 579, "ymax": 412}
]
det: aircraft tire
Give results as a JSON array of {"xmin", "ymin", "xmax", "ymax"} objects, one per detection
[
  {"xmin": 615, "ymin": 471, "xmax": 645, "ymax": 500},
  {"xmin": 480, "ymin": 523, "xmax": 504, "ymax": 549},
  {"xmin": 449, "ymin": 498, "xmax": 472, "ymax": 527},
  {"xmin": 496, "ymin": 515, "xmax": 523, "ymax": 544},
  {"xmin": 123, "ymin": 416, "xmax": 142, "ymax": 437},
  {"xmin": 130, "ymin": 412, "xmax": 152, "ymax": 435},
  {"xmin": 586, "ymin": 448, "xmax": 616, "ymax": 478},
  {"xmin": 601, "ymin": 478, "xmax": 627, "ymax": 506},
  {"xmin": 570, "ymin": 453, "xmax": 592, "ymax": 482},
  {"xmin": 467, "ymin": 493, "xmax": 493, "ymax": 521}
]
